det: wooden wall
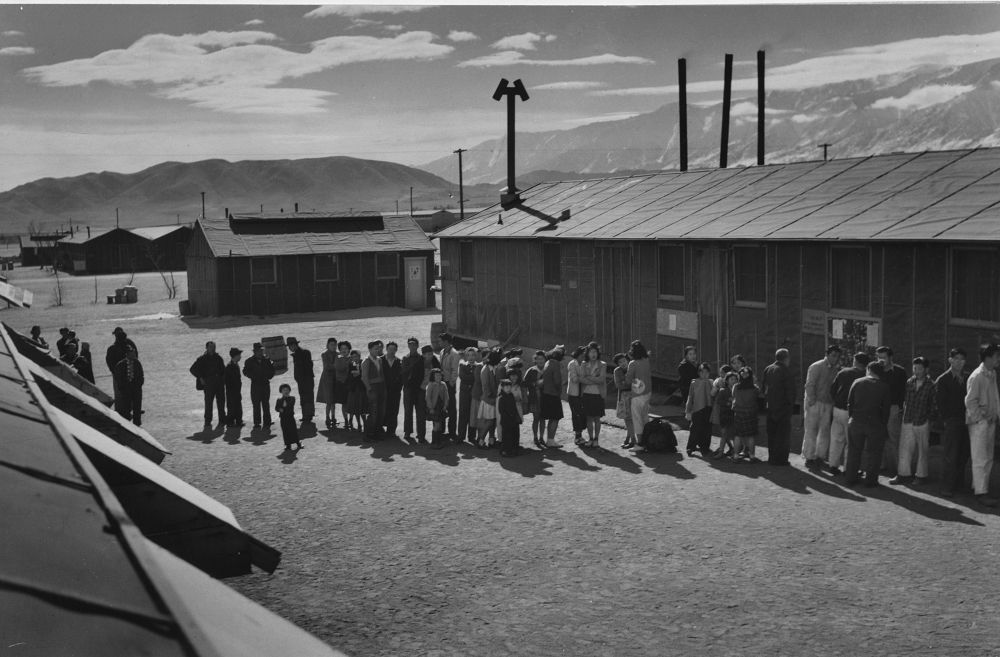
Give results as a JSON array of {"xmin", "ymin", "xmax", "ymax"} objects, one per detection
[
  {"xmin": 185, "ymin": 227, "xmax": 219, "ymax": 316},
  {"xmin": 207, "ymin": 250, "xmax": 433, "ymax": 317}
]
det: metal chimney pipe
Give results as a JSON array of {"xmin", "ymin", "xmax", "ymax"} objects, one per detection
[
  {"xmin": 87, "ymin": 226, "xmax": 90, "ymax": 239},
  {"xmin": 678, "ymin": 58, "xmax": 688, "ymax": 172},
  {"xmin": 295, "ymin": 202, "xmax": 299, "ymax": 213},
  {"xmin": 757, "ymin": 50, "xmax": 765, "ymax": 166},
  {"xmin": 224, "ymin": 207, "xmax": 228, "ymax": 219},
  {"xmin": 720, "ymin": 53, "xmax": 733, "ymax": 169},
  {"xmin": 200, "ymin": 191, "xmax": 205, "ymax": 220}
]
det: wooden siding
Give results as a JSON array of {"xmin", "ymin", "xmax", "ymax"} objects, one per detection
[
  {"xmin": 185, "ymin": 225, "xmax": 219, "ymax": 316},
  {"xmin": 58, "ymin": 230, "xmax": 151, "ymax": 275}
]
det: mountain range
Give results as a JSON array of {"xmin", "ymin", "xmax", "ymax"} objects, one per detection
[
  {"xmin": 419, "ymin": 57, "xmax": 1000, "ymax": 184},
  {"xmin": 4, "ymin": 57, "xmax": 1000, "ymax": 236}
]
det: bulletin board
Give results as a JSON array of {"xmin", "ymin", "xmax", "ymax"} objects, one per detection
[
  {"xmin": 657, "ymin": 308, "xmax": 698, "ymax": 340},
  {"xmin": 828, "ymin": 315, "xmax": 880, "ymax": 368}
]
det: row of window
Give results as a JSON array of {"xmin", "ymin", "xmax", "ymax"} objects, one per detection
[
  {"xmin": 457, "ymin": 241, "xmax": 1000, "ymax": 325},
  {"xmin": 249, "ymin": 253, "xmax": 400, "ymax": 285}
]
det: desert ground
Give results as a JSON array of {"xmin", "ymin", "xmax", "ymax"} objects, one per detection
[{"xmin": 5, "ymin": 267, "xmax": 1000, "ymax": 657}]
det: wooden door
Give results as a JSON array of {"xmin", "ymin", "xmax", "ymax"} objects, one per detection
[
  {"xmin": 443, "ymin": 280, "xmax": 457, "ymax": 329},
  {"xmin": 404, "ymin": 257, "xmax": 426, "ymax": 310}
]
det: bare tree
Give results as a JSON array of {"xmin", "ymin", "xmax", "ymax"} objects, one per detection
[
  {"xmin": 93, "ymin": 276, "xmax": 99, "ymax": 304},
  {"xmin": 144, "ymin": 244, "xmax": 178, "ymax": 299},
  {"xmin": 52, "ymin": 266, "xmax": 64, "ymax": 307}
]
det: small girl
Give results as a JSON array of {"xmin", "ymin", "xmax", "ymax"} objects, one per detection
[
  {"xmin": 613, "ymin": 353, "xmax": 635, "ymax": 449},
  {"xmin": 497, "ymin": 378, "xmax": 522, "ymax": 457},
  {"xmin": 345, "ymin": 349, "xmax": 368, "ymax": 431},
  {"xmin": 713, "ymin": 371, "xmax": 739, "ymax": 460},
  {"xmin": 275, "ymin": 383, "xmax": 302, "ymax": 451},
  {"xmin": 425, "ymin": 367, "xmax": 449, "ymax": 449},
  {"xmin": 685, "ymin": 363, "xmax": 715, "ymax": 456},
  {"xmin": 731, "ymin": 366, "xmax": 761, "ymax": 464}
]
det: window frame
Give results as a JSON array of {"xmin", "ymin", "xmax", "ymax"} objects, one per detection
[
  {"xmin": 949, "ymin": 245, "xmax": 1000, "ymax": 328},
  {"xmin": 376, "ymin": 252, "xmax": 400, "ymax": 279},
  {"xmin": 828, "ymin": 245, "xmax": 872, "ymax": 316},
  {"xmin": 542, "ymin": 240, "xmax": 562, "ymax": 289},
  {"xmin": 732, "ymin": 244, "xmax": 767, "ymax": 308},
  {"xmin": 250, "ymin": 256, "xmax": 276, "ymax": 285},
  {"xmin": 314, "ymin": 254, "xmax": 340, "ymax": 282},
  {"xmin": 657, "ymin": 242, "xmax": 685, "ymax": 301},
  {"xmin": 459, "ymin": 240, "xmax": 474, "ymax": 282}
]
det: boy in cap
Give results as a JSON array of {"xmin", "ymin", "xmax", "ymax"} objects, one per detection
[
  {"xmin": 243, "ymin": 342, "xmax": 276, "ymax": 428},
  {"xmin": 225, "ymin": 347, "xmax": 245, "ymax": 427},
  {"xmin": 286, "ymin": 337, "xmax": 315, "ymax": 425}
]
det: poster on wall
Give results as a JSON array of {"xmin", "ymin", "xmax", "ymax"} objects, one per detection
[
  {"xmin": 828, "ymin": 315, "xmax": 880, "ymax": 368},
  {"xmin": 656, "ymin": 308, "xmax": 698, "ymax": 340}
]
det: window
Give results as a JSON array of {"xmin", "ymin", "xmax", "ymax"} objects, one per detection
[
  {"xmin": 830, "ymin": 246, "xmax": 871, "ymax": 313},
  {"xmin": 952, "ymin": 247, "xmax": 1000, "ymax": 324},
  {"xmin": 250, "ymin": 257, "xmax": 275, "ymax": 284},
  {"xmin": 460, "ymin": 240, "xmax": 474, "ymax": 280},
  {"xmin": 315, "ymin": 254, "xmax": 339, "ymax": 282},
  {"xmin": 542, "ymin": 241, "xmax": 561, "ymax": 287},
  {"xmin": 658, "ymin": 244, "xmax": 684, "ymax": 299},
  {"xmin": 733, "ymin": 245, "xmax": 766, "ymax": 305},
  {"xmin": 376, "ymin": 253, "xmax": 399, "ymax": 279}
]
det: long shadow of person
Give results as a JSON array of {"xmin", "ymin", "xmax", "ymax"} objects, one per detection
[
  {"xmin": 298, "ymin": 422, "xmax": 319, "ymax": 441},
  {"xmin": 223, "ymin": 425, "xmax": 243, "ymax": 445},
  {"xmin": 495, "ymin": 447, "xmax": 555, "ymax": 478},
  {"xmin": 244, "ymin": 425, "xmax": 275, "ymax": 446},
  {"xmin": 276, "ymin": 447, "xmax": 298, "ymax": 465},
  {"xmin": 629, "ymin": 450, "xmax": 696, "ymax": 480},
  {"xmin": 578, "ymin": 446, "xmax": 643, "ymax": 475},
  {"xmin": 413, "ymin": 441, "xmax": 462, "ymax": 466},
  {"xmin": 185, "ymin": 424, "xmax": 220, "ymax": 445},
  {"xmin": 541, "ymin": 446, "xmax": 601, "ymax": 473},
  {"xmin": 703, "ymin": 456, "xmax": 867, "ymax": 501},
  {"xmin": 368, "ymin": 436, "xmax": 418, "ymax": 462},
  {"xmin": 854, "ymin": 483, "xmax": 985, "ymax": 526}
]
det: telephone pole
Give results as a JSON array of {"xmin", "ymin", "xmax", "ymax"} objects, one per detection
[{"xmin": 453, "ymin": 148, "xmax": 466, "ymax": 221}]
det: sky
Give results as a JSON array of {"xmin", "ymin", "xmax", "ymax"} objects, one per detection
[{"xmin": 2, "ymin": 2, "xmax": 1000, "ymax": 191}]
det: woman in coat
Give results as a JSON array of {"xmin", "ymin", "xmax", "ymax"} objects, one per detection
[
  {"xmin": 333, "ymin": 341, "xmax": 353, "ymax": 427},
  {"xmin": 476, "ymin": 348, "xmax": 503, "ymax": 448},
  {"xmin": 457, "ymin": 347, "xmax": 479, "ymax": 443},
  {"xmin": 539, "ymin": 346, "xmax": 565, "ymax": 448},
  {"xmin": 566, "ymin": 346, "xmax": 588, "ymax": 445},
  {"xmin": 425, "ymin": 368, "xmax": 450, "ymax": 449},
  {"xmin": 626, "ymin": 341, "xmax": 653, "ymax": 454},
  {"xmin": 523, "ymin": 350, "xmax": 547, "ymax": 448},
  {"xmin": 316, "ymin": 338, "xmax": 339, "ymax": 428},
  {"xmin": 579, "ymin": 342, "xmax": 608, "ymax": 449},
  {"xmin": 345, "ymin": 349, "xmax": 368, "ymax": 431}
]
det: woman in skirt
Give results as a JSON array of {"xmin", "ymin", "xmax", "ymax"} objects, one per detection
[
  {"xmin": 731, "ymin": 366, "xmax": 761, "ymax": 464},
  {"xmin": 457, "ymin": 347, "xmax": 479, "ymax": 443},
  {"xmin": 567, "ymin": 346, "xmax": 588, "ymax": 445},
  {"xmin": 712, "ymin": 370, "xmax": 739, "ymax": 460},
  {"xmin": 685, "ymin": 362, "xmax": 715, "ymax": 456},
  {"xmin": 523, "ymin": 350, "xmax": 546, "ymax": 447},
  {"xmin": 539, "ymin": 346, "xmax": 565, "ymax": 448},
  {"xmin": 345, "ymin": 349, "xmax": 368, "ymax": 431},
  {"xmin": 316, "ymin": 337, "xmax": 339, "ymax": 428},
  {"xmin": 275, "ymin": 383, "xmax": 302, "ymax": 451},
  {"xmin": 476, "ymin": 348, "xmax": 503, "ymax": 448},
  {"xmin": 613, "ymin": 353, "xmax": 635, "ymax": 449},
  {"xmin": 579, "ymin": 342, "xmax": 607, "ymax": 449},
  {"xmin": 333, "ymin": 341, "xmax": 353, "ymax": 427}
]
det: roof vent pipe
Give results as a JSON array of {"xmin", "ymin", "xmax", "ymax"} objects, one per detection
[
  {"xmin": 757, "ymin": 50, "xmax": 765, "ymax": 166},
  {"xmin": 87, "ymin": 226, "xmax": 90, "ymax": 239},
  {"xmin": 720, "ymin": 53, "xmax": 733, "ymax": 169},
  {"xmin": 294, "ymin": 203, "xmax": 299, "ymax": 213},
  {"xmin": 224, "ymin": 208, "xmax": 228, "ymax": 219},
  {"xmin": 678, "ymin": 58, "xmax": 688, "ymax": 172}
]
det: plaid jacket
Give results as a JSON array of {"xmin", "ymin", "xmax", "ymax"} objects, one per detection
[{"xmin": 902, "ymin": 376, "xmax": 936, "ymax": 426}]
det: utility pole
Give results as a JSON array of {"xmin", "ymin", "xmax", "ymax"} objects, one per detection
[
  {"xmin": 201, "ymin": 191, "xmax": 206, "ymax": 220},
  {"xmin": 818, "ymin": 143, "xmax": 832, "ymax": 161},
  {"xmin": 453, "ymin": 148, "xmax": 466, "ymax": 221},
  {"xmin": 410, "ymin": 186, "xmax": 414, "ymax": 216},
  {"xmin": 115, "ymin": 208, "xmax": 119, "ymax": 229}
]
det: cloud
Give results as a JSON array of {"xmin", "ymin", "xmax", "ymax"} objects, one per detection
[
  {"xmin": 872, "ymin": 84, "xmax": 975, "ymax": 110},
  {"xmin": 560, "ymin": 111, "xmax": 644, "ymax": 126},
  {"xmin": 244, "ymin": 19, "xmax": 263, "ymax": 26},
  {"xmin": 533, "ymin": 80, "xmax": 606, "ymax": 90},
  {"xmin": 349, "ymin": 18, "xmax": 383, "ymax": 28},
  {"xmin": 24, "ymin": 30, "xmax": 453, "ymax": 114},
  {"xmin": 593, "ymin": 29, "xmax": 1000, "ymax": 96},
  {"xmin": 385, "ymin": 24, "xmax": 405, "ymax": 32},
  {"xmin": 3, "ymin": 30, "xmax": 24, "ymax": 37},
  {"xmin": 458, "ymin": 51, "xmax": 653, "ymax": 68},
  {"xmin": 545, "ymin": 34, "xmax": 556, "ymax": 42},
  {"xmin": 305, "ymin": 5, "xmax": 431, "ymax": 18},
  {"xmin": 491, "ymin": 32, "xmax": 543, "ymax": 51},
  {"xmin": 448, "ymin": 30, "xmax": 478, "ymax": 43},
  {"xmin": 0, "ymin": 46, "xmax": 35, "ymax": 56}
]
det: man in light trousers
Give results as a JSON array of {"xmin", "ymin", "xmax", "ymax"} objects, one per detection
[
  {"xmin": 965, "ymin": 343, "xmax": 1000, "ymax": 508},
  {"xmin": 828, "ymin": 352, "xmax": 870, "ymax": 475},
  {"xmin": 803, "ymin": 344, "xmax": 841, "ymax": 468},
  {"xmin": 890, "ymin": 356, "xmax": 936, "ymax": 486}
]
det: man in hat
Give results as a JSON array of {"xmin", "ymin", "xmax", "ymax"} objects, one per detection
[
  {"xmin": 225, "ymin": 347, "xmax": 244, "ymax": 427},
  {"xmin": 243, "ymin": 342, "xmax": 275, "ymax": 428},
  {"xmin": 106, "ymin": 327, "xmax": 138, "ymax": 402},
  {"xmin": 400, "ymin": 337, "xmax": 422, "ymax": 441},
  {"xmin": 286, "ymin": 337, "xmax": 315, "ymax": 425},
  {"xmin": 113, "ymin": 345, "xmax": 144, "ymax": 426},
  {"xmin": 361, "ymin": 340, "xmax": 386, "ymax": 439},
  {"xmin": 438, "ymin": 332, "xmax": 461, "ymax": 439},
  {"xmin": 190, "ymin": 341, "xmax": 226, "ymax": 428}
]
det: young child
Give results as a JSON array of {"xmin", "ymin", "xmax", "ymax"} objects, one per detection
[
  {"xmin": 731, "ymin": 366, "xmax": 761, "ymax": 464},
  {"xmin": 497, "ymin": 378, "xmax": 522, "ymax": 456},
  {"xmin": 275, "ymin": 383, "xmax": 302, "ymax": 451},
  {"xmin": 613, "ymin": 353, "xmax": 636, "ymax": 449},
  {"xmin": 685, "ymin": 363, "xmax": 715, "ymax": 456},
  {"xmin": 425, "ymin": 367, "xmax": 449, "ymax": 449},
  {"xmin": 713, "ymin": 370, "xmax": 739, "ymax": 460}
]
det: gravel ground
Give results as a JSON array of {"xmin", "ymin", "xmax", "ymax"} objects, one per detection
[{"xmin": 7, "ymin": 268, "xmax": 1000, "ymax": 657}]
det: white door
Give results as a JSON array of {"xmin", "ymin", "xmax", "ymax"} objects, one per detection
[{"xmin": 404, "ymin": 257, "xmax": 426, "ymax": 309}]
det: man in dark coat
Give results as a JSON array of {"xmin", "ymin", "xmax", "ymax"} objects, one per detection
[
  {"xmin": 63, "ymin": 341, "xmax": 95, "ymax": 384},
  {"xmin": 845, "ymin": 361, "xmax": 893, "ymax": 487},
  {"xmin": 106, "ymin": 327, "xmax": 138, "ymax": 401},
  {"xmin": 936, "ymin": 348, "xmax": 970, "ymax": 497},
  {"xmin": 761, "ymin": 348, "xmax": 797, "ymax": 466},
  {"xmin": 225, "ymin": 347, "xmax": 244, "ymax": 427},
  {"xmin": 286, "ymin": 337, "xmax": 314, "ymax": 424},
  {"xmin": 190, "ymin": 341, "xmax": 226, "ymax": 428},
  {"xmin": 113, "ymin": 345, "xmax": 144, "ymax": 426},
  {"xmin": 56, "ymin": 327, "xmax": 70, "ymax": 358},
  {"xmin": 381, "ymin": 341, "xmax": 404, "ymax": 438},
  {"xmin": 400, "ymin": 337, "xmax": 422, "ymax": 441},
  {"xmin": 243, "ymin": 342, "xmax": 275, "ymax": 428}
]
